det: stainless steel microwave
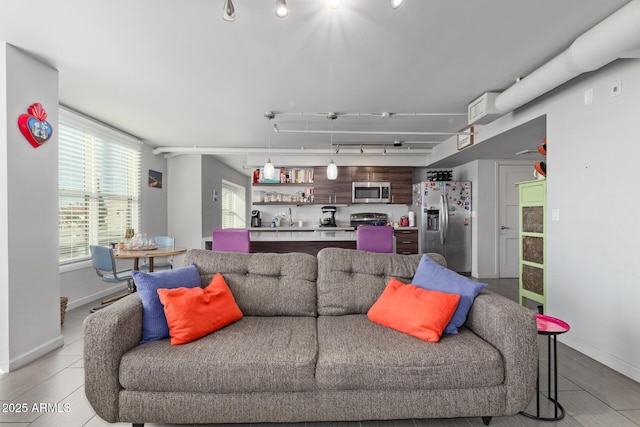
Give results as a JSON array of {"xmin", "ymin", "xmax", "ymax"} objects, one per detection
[{"xmin": 352, "ymin": 182, "xmax": 391, "ymax": 203}]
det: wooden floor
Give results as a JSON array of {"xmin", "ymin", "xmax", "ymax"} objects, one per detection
[{"xmin": 1, "ymin": 278, "xmax": 639, "ymax": 427}]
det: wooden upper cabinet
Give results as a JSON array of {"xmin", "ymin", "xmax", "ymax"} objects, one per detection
[
  {"xmin": 350, "ymin": 166, "xmax": 390, "ymax": 182},
  {"xmin": 313, "ymin": 166, "xmax": 352, "ymax": 204},
  {"xmin": 389, "ymin": 167, "xmax": 413, "ymax": 204}
]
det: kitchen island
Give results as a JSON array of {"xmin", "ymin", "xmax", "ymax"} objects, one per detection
[
  {"xmin": 204, "ymin": 226, "xmax": 418, "ymax": 255},
  {"xmin": 203, "ymin": 227, "xmax": 357, "ymax": 255}
]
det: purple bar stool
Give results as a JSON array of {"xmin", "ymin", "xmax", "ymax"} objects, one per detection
[
  {"xmin": 356, "ymin": 225, "xmax": 394, "ymax": 253},
  {"xmin": 212, "ymin": 229, "xmax": 250, "ymax": 253}
]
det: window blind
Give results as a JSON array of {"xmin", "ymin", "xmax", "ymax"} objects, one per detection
[{"xmin": 58, "ymin": 108, "xmax": 141, "ymax": 263}]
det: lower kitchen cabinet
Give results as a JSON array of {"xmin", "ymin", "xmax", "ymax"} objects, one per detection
[{"xmin": 394, "ymin": 228, "xmax": 418, "ymax": 254}]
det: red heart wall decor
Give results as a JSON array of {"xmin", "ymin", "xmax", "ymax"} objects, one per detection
[{"xmin": 18, "ymin": 103, "xmax": 53, "ymax": 148}]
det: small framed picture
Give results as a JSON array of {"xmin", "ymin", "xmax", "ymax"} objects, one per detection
[
  {"xmin": 149, "ymin": 169, "xmax": 163, "ymax": 188},
  {"xmin": 457, "ymin": 126, "xmax": 474, "ymax": 150}
]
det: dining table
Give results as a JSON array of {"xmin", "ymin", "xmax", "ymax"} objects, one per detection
[{"xmin": 115, "ymin": 245, "xmax": 187, "ymax": 272}]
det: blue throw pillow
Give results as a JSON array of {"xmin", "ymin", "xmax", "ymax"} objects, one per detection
[
  {"xmin": 132, "ymin": 263, "xmax": 202, "ymax": 343},
  {"xmin": 412, "ymin": 254, "xmax": 487, "ymax": 334}
]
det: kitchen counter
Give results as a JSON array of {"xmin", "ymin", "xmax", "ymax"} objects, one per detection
[
  {"xmin": 249, "ymin": 226, "xmax": 355, "ymax": 232},
  {"xmin": 251, "ymin": 230, "xmax": 356, "ymax": 241}
]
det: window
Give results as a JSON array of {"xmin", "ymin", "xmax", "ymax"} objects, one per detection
[
  {"xmin": 58, "ymin": 108, "xmax": 141, "ymax": 264},
  {"xmin": 221, "ymin": 180, "xmax": 246, "ymax": 228}
]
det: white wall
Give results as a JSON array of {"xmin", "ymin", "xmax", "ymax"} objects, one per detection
[
  {"xmin": 445, "ymin": 59, "xmax": 640, "ymax": 382},
  {"xmin": 544, "ymin": 60, "xmax": 640, "ymax": 382},
  {"xmin": 0, "ymin": 43, "xmax": 62, "ymax": 372},
  {"xmin": 167, "ymin": 155, "xmax": 203, "ymax": 261}
]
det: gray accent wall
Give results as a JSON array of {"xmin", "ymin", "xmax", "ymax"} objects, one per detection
[{"xmin": 201, "ymin": 155, "xmax": 251, "ymax": 238}]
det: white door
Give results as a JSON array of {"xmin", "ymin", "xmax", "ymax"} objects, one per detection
[{"xmin": 498, "ymin": 165, "xmax": 533, "ymax": 277}]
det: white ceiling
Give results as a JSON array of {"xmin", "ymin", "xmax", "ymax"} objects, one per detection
[{"xmin": 0, "ymin": 0, "xmax": 631, "ymax": 172}]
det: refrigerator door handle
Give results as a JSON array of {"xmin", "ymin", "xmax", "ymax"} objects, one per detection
[
  {"xmin": 444, "ymin": 195, "xmax": 450, "ymax": 244},
  {"xmin": 440, "ymin": 194, "xmax": 448, "ymax": 245}
]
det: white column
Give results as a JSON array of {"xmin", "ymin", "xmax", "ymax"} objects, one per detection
[{"xmin": 0, "ymin": 42, "xmax": 62, "ymax": 372}]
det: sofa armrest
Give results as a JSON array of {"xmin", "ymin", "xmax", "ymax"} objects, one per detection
[
  {"xmin": 465, "ymin": 290, "xmax": 538, "ymax": 415},
  {"xmin": 83, "ymin": 294, "xmax": 143, "ymax": 423}
]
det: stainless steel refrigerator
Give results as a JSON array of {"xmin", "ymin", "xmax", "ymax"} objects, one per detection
[{"xmin": 411, "ymin": 181, "xmax": 472, "ymax": 274}]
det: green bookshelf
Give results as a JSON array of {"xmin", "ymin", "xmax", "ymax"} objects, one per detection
[{"xmin": 518, "ymin": 180, "xmax": 547, "ymax": 311}]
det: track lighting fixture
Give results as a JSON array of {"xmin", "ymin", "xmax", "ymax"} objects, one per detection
[
  {"xmin": 223, "ymin": 0, "xmax": 235, "ymax": 21},
  {"xmin": 328, "ymin": 0, "xmax": 342, "ymax": 10},
  {"xmin": 275, "ymin": 0, "xmax": 288, "ymax": 18},
  {"xmin": 223, "ymin": 0, "xmax": 405, "ymax": 22}
]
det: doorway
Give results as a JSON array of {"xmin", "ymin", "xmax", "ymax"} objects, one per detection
[{"xmin": 498, "ymin": 164, "xmax": 533, "ymax": 277}]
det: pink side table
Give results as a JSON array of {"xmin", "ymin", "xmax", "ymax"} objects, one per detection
[{"xmin": 520, "ymin": 314, "xmax": 570, "ymax": 421}]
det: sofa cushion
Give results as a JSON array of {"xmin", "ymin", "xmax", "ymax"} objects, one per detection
[
  {"xmin": 367, "ymin": 277, "xmax": 460, "ymax": 342},
  {"xmin": 316, "ymin": 314, "xmax": 504, "ymax": 391},
  {"xmin": 184, "ymin": 249, "xmax": 318, "ymax": 316},
  {"xmin": 317, "ymin": 248, "xmax": 446, "ymax": 315},
  {"xmin": 412, "ymin": 254, "xmax": 487, "ymax": 334},
  {"xmin": 157, "ymin": 273, "xmax": 243, "ymax": 345},
  {"xmin": 132, "ymin": 264, "xmax": 202, "ymax": 344},
  {"xmin": 119, "ymin": 316, "xmax": 318, "ymax": 393}
]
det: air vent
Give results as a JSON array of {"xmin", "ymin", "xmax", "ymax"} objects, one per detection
[{"xmin": 468, "ymin": 92, "xmax": 502, "ymax": 125}]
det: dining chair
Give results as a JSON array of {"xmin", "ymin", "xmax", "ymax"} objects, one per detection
[
  {"xmin": 89, "ymin": 245, "xmax": 135, "ymax": 313},
  {"xmin": 139, "ymin": 236, "xmax": 175, "ymax": 271},
  {"xmin": 212, "ymin": 228, "xmax": 250, "ymax": 253},
  {"xmin": 356, "ymin": 225, "xmax": 395, "ymax": 253}
]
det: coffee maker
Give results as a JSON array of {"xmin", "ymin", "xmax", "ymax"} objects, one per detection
[
  {"xmin": 320, "ymin": 206, "xmax": 337, "ymax": 227},
  {"xmin": 251, "ymin": 210, "xmax": 261, "ymax": 227}
]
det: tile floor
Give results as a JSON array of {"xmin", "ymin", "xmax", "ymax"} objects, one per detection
[{"xmin": 1, "ymin": 278, "xmax": 639, "ymax": 426}]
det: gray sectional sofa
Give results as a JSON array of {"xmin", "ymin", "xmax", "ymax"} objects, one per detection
[{"xmin": 83, "ymin": 247, "xmax": 538, "ymax": 426}]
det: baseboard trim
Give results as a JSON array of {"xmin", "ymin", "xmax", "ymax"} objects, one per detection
[
  {"xmin": 0, "ymin": 334, "xmax": 64, "ymax": 373},
  {"xmin": 66, "ymin": 283, "xmax": 128, "ymax": 311},
  {"xmin": 561, "ymin": 335, "xmax": 640, "ymax": 384}
]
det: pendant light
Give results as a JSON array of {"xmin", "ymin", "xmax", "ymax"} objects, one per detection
[
  {"xmin": 327, "ymin": 112, "xmax": 338, "ymax": 181},
  {"xmin": 275, "ymin": 0, "xmax": 288, "ymax": 18},
  {"xmin": 263, "ymin": 112, "xmax": 276, "ymax": 180},
  {"xmin": 223, "ymin": 0, "xmax": 236, "ymax": 21},
  {"xmin": 327, "ymin": 118, "xmax": 338, "ymax": 180}
]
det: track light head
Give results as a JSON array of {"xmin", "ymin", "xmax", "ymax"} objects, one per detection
[
  {"xmin": 328, "ymin": 0, "xmax": 342, "ymax": 10},
  {"xmin": 223, "ymin": 0, "xmax": 236, "ymax": 21},
  {"xmin": 275, "ymin": 0, "xmax": 288, "ymax": 18}
]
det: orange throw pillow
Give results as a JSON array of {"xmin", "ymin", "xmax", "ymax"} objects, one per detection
[
  {"xmin": 157, "ymin": 273, "xmax": 243, "ymax": 345},
  {"xmin": 367, "ymin": 277, "xmax": 460, "ymax": 342}
]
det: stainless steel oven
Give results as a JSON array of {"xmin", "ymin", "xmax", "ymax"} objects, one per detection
[{"xmin": 352, "ymin": 182, "xmax": 391, "ymax": 203}]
